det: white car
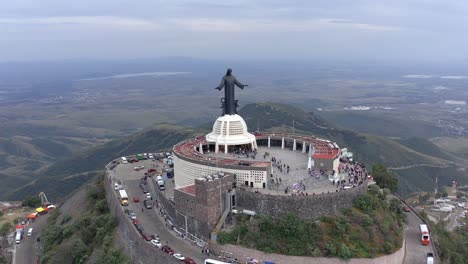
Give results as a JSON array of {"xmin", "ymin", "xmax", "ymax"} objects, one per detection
[
  {"xmin": 173, "ymin": 253, "xmax": 185, "ymax": 261},
  {"xmin": 150, "ymin": 239, "xmax": 162, "ymax": 248},
  {"xmin": 134, "ymin": 165, "xmax": 145, "ymax": 171},
  {"xmin": 426, "ymin": 253, "xmax": 434, "ymax": 264},
  {"xmin": 114, "ymin": 183, "xmax": 119, "ymax": 191},
  {"xmin": 146, "ymin": 193, "xmax": 152, "ymax": 199},
  {"xmin": 148, "ymin": 153, "xmax": 154, "ymax": 159}
]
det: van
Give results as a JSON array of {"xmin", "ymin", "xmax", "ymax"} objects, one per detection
[
  {"xmin": 15, "ymin": 231, "xmax": 21, "ymax": 244},
  {"xmin": 121, "ymin": 157, "xmax": 128, "ymax": 164},
  {"xmin": 157, "ymin": 180, "xmax": 165, "ymax": 191},
  {"xmin": 27, "ymin": 228, "xmax": 33, "ymax": 236}
]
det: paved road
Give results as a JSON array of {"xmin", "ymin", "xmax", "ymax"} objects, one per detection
[
  {"xmin": 403, "ymin": 209, "xmax": 434, "ymax": 264},
  {"xmin": 110, "ymin": 159, "xmax": 207, "ymax": 264},
  {"xmin": 15, "ymin": 213, "xmax": 48, "ymax": 264}
]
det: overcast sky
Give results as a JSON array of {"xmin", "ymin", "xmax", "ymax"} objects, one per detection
[{"xmin": 1, "ymin": 0, "xmax": 467, "ymax": 63}]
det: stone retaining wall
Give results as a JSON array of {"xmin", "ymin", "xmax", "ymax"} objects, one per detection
[{"xmin": 236, "ymin": 181, "xmax": 367, "ymax": 220}]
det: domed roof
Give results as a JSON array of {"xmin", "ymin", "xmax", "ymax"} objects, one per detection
[{"xmin": 206, "ymin": 114, "xmax": 256, "ymax": 146}]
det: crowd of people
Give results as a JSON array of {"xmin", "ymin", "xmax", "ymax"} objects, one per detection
[{"xmin": 334, "ymin": 160, "xmax": 368, "ymax": 191}]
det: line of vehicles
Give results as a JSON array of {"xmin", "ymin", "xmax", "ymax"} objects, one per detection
[
  {"xmin": 418, "ymin": 224, "xmax": 434, "ymax": 264},
  {"xmin": 113, "ymin": 153, "xmax": 237, "ymax": 264},
  {"xmin": 121, "ymin": 152, "xmax": 173, "ymax": 164}
]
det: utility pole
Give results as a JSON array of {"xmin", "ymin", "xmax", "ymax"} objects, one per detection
[{"xmin": 434, "ymin": 176, "xmax": 438, "ymax": 205}]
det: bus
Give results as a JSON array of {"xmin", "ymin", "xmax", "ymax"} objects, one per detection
[
  {"xmin": 420, "ymin": 224, "xmax": 430, "ymax": 245},
  {"xmin": 204, "ymin": 259, "xmax": 230, "ymax": 264},
  {"xmin": 119, "ymin": 190, "xmax": 129, "ymax": 206}
]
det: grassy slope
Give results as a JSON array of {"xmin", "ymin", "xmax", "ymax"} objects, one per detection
[{"xmin": 8, "ymin": 124, "xmax": 200, "ymax": 200}]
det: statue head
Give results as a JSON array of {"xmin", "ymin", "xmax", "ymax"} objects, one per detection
[{"xmin": 226, "ymin": 68, "xmax": 232, "ymax": 76}]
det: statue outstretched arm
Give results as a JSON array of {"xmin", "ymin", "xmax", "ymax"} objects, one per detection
[
  {"xmin": 234, "ymin": 78, "xmax": 247, "ymax": 89},
  {"xmin": 215, "ymin": 78, "xmax": 225, "ymax": 90}
]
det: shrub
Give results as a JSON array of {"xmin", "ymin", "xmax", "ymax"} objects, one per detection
[
  {"xmin": 338, "ymin": 243, "xmax": 353, "ymax": 259},
  {"xmin": 326, "ymin": 241, "xmax": 337, "ymax": 256},
  {"xmin": 354, "ymin": 193, "xmax": 377, "ymax": 213}
]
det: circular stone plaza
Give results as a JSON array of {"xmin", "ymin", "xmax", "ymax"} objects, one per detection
[{"xmin": 173, "ymin": 113, "xmax": 365, "ymax": 196}]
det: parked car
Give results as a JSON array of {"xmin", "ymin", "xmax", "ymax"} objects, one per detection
[
  {"xmin": 148, "ymin": 153, "xmax": 154, "ymax": 159},
  {"xmin": 146, "ymin": 192, "xmax": 152, "ymax": 199},
  {"xmin": 147, "ymin": 168, "xmax": 156, "ymax": 173},
  {"xmin": 162, "ymin": 245, "xmax": 175, "ymax": 255},
  {"xmin": 173, "ymin": 253, "xmax": 185, "ymax": 261},
  {"xmin": 184, "ymin": 257, "xmax": 197, "ymax": 264},
  {"xmin": 426, "ymin": 253, "xmax": 434, "ymax": 264},
  {"xmin": 144, "ymin": 200, "xmax": 153, "ymax": 209},
  {"xmin": 403, "ymin": 206, "xmax": 411, "ymax": 212},
  {"xmin": 135, "ymin": 224, "xmax": 144, "ymax": 234},
  {"xmin": 132, "ymin": 219, "xmax": 139, "ymax": 225},
  {"xmin": 150, "ymin": 239, "xmax": 162, "ymax": 248},
  {"xmin": 128, "ymin": 211, "xmax": 136, "ymax": 220},
  {"xmin": 133, "ymin": 196, "xmax": 140, "ymax": 203},
  {"xmin": 134, "ymin": 165, "xmax": 145, "ymax": 171},
  {"xmin": 114, "ymin": 183, "xmax": 119, "ymax": 191},
  {"xmin": 141, "ymin": 232, "xmax": 152, "ymax": 241}
]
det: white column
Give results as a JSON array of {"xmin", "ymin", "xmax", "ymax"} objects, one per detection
[
  {"xmin": 293, "ymin": 139, "xmax": 296, "ymax": 151},
  {"xmin": 225, "ymin": 144, "xmax": 228, "ymax": 154},
  {"xmin": 268, "ymin": 137, "xmax": 271, "ymax": 148},
  {"xmin": 308, "ymin": 156, "xmax": 314, "ymax": 169},
  {"xmin": 215, "ymin": 143, "xmax": 219, "ymax": 153},
  {"xmin": 281, "ymin": 137, "xmax": 285, "ymax": 149},
  {"xmin": 308, "ymin": 144, "xmax": 312, "ymax": 155},
  {"xmin": 302, "ymin": 141, "xmax": 306, "ymax": 153},
  {"xmin": 199, "ymin": 143, "xmax": 203, "ymax": 154}
]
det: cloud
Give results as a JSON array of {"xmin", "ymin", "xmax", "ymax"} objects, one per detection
[
  {"xmin": 440, "ymin": 76, "xmax": 468, "ymax": 79},
  {"xmin": 403, "ymin": 74, "xmax": 436, "ymax": 78},
  {"xmin": 170, "ymin": 18, "xmax": 402, "ymax": 32},
  {"xmin": 0, "ymin": 16, "xmax": 161, "ymax": 30}
]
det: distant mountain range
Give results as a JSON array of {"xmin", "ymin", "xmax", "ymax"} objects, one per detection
[{"xmin": 6, "ymin": 103, "xmax": 466, "ymax": 200}]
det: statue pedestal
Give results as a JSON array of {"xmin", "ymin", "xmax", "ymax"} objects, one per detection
[{"xmin": 206, "ymin": 114, "xmax": 257, "ymax": 153}]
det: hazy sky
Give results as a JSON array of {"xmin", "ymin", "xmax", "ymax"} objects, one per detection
[{"xmin": 1, "ymin": 0, "xmax": 467, "ymax": 62}]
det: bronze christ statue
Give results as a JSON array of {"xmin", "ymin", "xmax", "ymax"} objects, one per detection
[{"xmin": 214, "ymin": 68, "xmax": 248, "ymax": 115}]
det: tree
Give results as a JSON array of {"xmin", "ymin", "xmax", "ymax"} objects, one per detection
[
  {"xmin": 372, "ymin": 164, "xmax": 398, "ymax": 192},
  {"xmin": 0, "ymin": 222, "xmax": 13, "ymax": 237},
  {"xmin": 22, "ymin": 196, "xmax": 41, "ymax": 208}
]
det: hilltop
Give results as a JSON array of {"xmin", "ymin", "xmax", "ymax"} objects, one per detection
[{"xmin": 7, "ymin": 102, "xmax": 463, "ymax": 200}]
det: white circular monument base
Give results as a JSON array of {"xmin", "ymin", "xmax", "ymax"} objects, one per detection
[{"xmin": 206, "ymin": 114, "xmax": 257, "ymax": 153}]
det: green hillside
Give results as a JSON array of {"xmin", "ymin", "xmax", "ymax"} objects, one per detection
[{"xmin": 8, "ymin": 124, "xmax": 200, "ymax": 200}]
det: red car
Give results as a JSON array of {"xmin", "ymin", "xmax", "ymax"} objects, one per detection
[
  {"xmin": 147, "ymin": 168, "xmax": 156, "ymax": 173},
  {"xmin": 141, "ymin": 232, "xmax": 152, "ymax": 241},
  {"xmin": 184, "ymin": 257, "xmax": 197, "ymax": 264},
  {"xmin": 162, "ymin": 245, "xmax": 174, "ymax": 255},
  {"xmin": 402, "ymin": 206, "xmax": 411, "ymax": 212},
  {"xmin": 133, "ymin": 219, "xmax": 139, "ymax": 225},
  {"xmin": 134, "ymin": 196, "xmax": 140, "ymax": 203}
]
